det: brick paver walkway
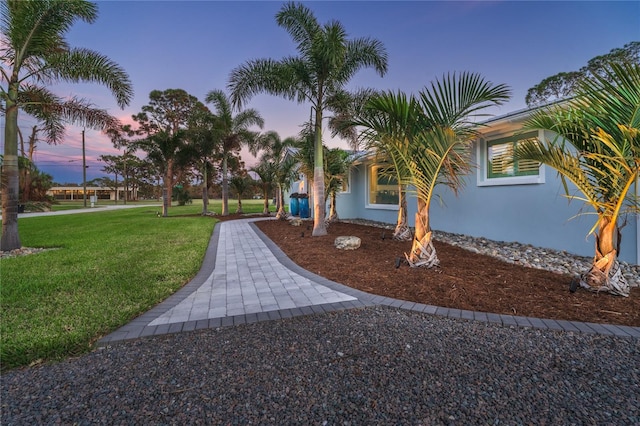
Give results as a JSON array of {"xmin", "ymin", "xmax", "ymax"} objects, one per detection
[{"xmin": 98, "ymin": 218, "xmax": 640, "ymax": 346}]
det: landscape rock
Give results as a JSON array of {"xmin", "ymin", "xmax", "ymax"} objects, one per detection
[
  {"xmin": 335, "ymin": 236, "xmax": 361, "ymax": 250},
  {"xmin": 289, "ymin": 218, "xmax": 303, "ymax": 226}
]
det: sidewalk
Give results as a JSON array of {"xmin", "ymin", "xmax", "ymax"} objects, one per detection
[
  {"xmin": 98, "ymin": 218, "xmax": 640, "ymax": 345},
  {"xmin": 0, "ymin": 203, "xmax": 161, "ymax": 220}
]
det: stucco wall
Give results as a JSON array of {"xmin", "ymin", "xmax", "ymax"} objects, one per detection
[{"xmin": 335, "ymin": 162, "xmax": 639, "ymax": 265}]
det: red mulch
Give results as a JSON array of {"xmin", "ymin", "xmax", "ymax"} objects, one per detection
[{"xmin": 253, "ymin": 219, "xmax": 640, "ymax": 327}]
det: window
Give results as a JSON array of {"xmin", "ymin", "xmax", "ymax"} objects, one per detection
[
  {"xmin": 478, "ymin": 131, "xmax": 545, "ymax": 186},
  {"xmin": 340, "ymin": 169, "xmax": 351, "ymax": 194},
  {"xmin": 367, "ymin": 164, "xmax": 399, "ymax": 207}
]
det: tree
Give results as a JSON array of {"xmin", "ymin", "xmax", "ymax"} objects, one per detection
[
  {"xmin": 258, "ymin": 131, "xmax": 297, "ymax": 219},
  {"xmin": 349, "ymin": 91, "xmax": 416, "ymax": 240},
  {"xmin": 0, "ymin": 0, "xmax": 132, "ymax": 250},
  {"xmin": 229, "ymin": 1, "xmax": 388, "ymax": 236},
  {"xmin": 324, "ymin": 148, "xmax": 351, "ymax": 223},
  {"xmin": 526, "ymin": 41, "xmax": 639, "ymax": 107},
  {"xmin": 188, "ymin": 108, "xmax": 220, "ymax": 215},
  {"xmin": 133, "ymin": 89, "xmax": 205, "ymax": 216},
  {"xmin": 360, "ymin": 73, "xmax": 510, "ymax": 268},
  {"xmin": 98, "ymin": 154, "xmax": 124, "ymax": 203},
  {"xmin": 229, "ymin": 172, "xmax": 252, "ymax": 214},
  {"xmin": 250, "ymin": 161, "xmax": 275, "ymax": 214},
  {"xmin": 204, "ymin": 89, "xmax": 264, "ymax": 216},
  {"xmin": 517, "ymin": 61, "xmax": 639, "ymax": 297}
]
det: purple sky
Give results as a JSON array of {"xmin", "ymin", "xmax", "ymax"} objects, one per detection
[{"xmin": 5, "ymin": 0, "xmax": 639, "ymax": 184}]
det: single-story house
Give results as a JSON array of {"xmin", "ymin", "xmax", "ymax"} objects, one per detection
[
  {"xmin": 47, "ymin": 186, "xmax": 136, "ymax": 202},
  {"xmin": 289, "ymin": 106, "xmax": 639, "ymax": 265}
]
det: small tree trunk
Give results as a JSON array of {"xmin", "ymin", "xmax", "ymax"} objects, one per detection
[
  {"xmin": 327, "ymin": 191, "xmax": 338, "ymax": 222},
  {"xmin": 579, "ymin": 218, "xmax": 629, "ymax": 296},
  {"xmin": 202, "ymin": 161, "xmax": 208, "ymax": 215},
  {"xmin": 221, "ymin": 154, "xmax": 229, "ymax": 216},
  {"xmin": 406, "ymin": 198, "xmax": 439, "ymax": 268},
  {"xmin": 262, "ymin": 186, "xmax": 270, "ymax": 214},
  {"xmin": 276, "ymin": 184, "xmax": 287, "ymax": 220},
  {"xmin": 393, "ymin": 187, "xmax": 412, "ymax": 241},
  {"xmin": 236, "ymin": 196, "xmax": 243, "ymax": 214}
]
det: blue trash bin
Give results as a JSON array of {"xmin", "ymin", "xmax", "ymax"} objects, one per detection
[
  {"xmin": 299, "ymin": 196, "xmax": 310, "ymax": 218},
  {"xmin": 290, "ymin": 195, "xmax": 299, "ymax": 216}
]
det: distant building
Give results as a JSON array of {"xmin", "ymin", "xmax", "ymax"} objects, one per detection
[{"xmin": 47, "ymin": 186, "xmax": 136, "ymax": 202}]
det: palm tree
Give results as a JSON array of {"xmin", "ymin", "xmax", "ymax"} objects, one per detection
[
  {"xmin": 137, "ymin": 129, "xmax": 189, "ymax": 215},
  {"xmin": 229, "ymin": 173, "xmax": 252, "ymax": 214},
  {"xmin": 517, "ymin": 61, "xmax": 639, "ymax": 297},
  {"xmin": 324, "ymin": 147, "xmax": 351, "ymax": 223},
  {"xmin": 228, "ymin": 1, "xmax": 388, "ymax": 236},
  {"xmin": 205, "ymin": 89, "xmax": 264, "ymax": 216},
  {"xmin": 188, "ymin": 108, "xmax": 220, "ymax": 215},
  {"xmin": 0, "ymin": 0, "xmax": 133, "ymax": 250},
  {"xmin": 250, "ymin": 161, "xmax": 275, "ymax": 214},
  {"xmin": 258, "ymin": 131, "xmax": 298, "ymax": 219},
  {"xmin": 350, "ymin": 91, "xmax": 416, "ymax": 240},
  {"xmin": 361, "ymin": 73, "xmax": 510, "ymax": 267}
]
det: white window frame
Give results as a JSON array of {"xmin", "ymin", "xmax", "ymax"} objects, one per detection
[
  {"xmin": 365, "ymin": 163, "xmax": 399, "ymax": 210},
  {"xmin": 477, "ymin": 129, "xmax": 545, "ymax": 187},
  {"xmin": 339, "ymin": 169, "xmax": 352, "ymax": 194}
]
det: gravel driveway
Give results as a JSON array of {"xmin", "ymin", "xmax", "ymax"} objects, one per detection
[{"xmin": 2, "ymin": 306, "xmax": 639, "ymax": 425}]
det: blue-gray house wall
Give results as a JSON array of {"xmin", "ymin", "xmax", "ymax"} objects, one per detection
[
  {"xmin": 334, "ymin": 160, "xmax": 638, "ymax": 264},
  {"xmin": 293, "ymin": 106, "xmax": 639, "ymax": 265}
]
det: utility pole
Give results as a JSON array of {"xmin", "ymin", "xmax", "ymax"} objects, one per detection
[{"xmin": 82, "ymin": 129, "xmax": 87, "ymax": 208}]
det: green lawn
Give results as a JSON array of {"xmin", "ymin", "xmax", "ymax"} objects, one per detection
[
  {"xmin": 51, "ymin": 198, "xmax": 276, "ymax": 214},
  {"xmin": 1, "ymin": 204, "xmax": 217, "ymax": 371}
]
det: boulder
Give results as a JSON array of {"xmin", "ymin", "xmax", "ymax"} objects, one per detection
[{"xmin": 335, "ymin": 236, "xmax": 361, "ymax": 250}]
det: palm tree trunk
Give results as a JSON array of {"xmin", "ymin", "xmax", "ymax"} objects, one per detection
[
  {"xmin": 276, "ymin": 184, "xmax": 287, "ymax": 220},
  {"xmin": 312, "ymin": 107, "xmax": 327, "ymax": 236},
  {"xmin": 393, "ymin": 186, "xmax": 412, "ymax": 241},
  {"xmin": 221, "ymin": 154, "xmax": 229, "ymax": 216},
  {"xmin": 579, "ymin": 217, "xmax": 629, "ymax": 296},
  {"xmin": 202, "ymin": 160, "xmax": 208, "ymax": 215},
  {"xmin": 406, "ymin": 197, "xmax": 439, "ymax": 268},
  {"xmin": 327, "ymin": 191, "xmax": 338, "ymax": 222},
  {"xmin": 262, "ymin": 185, "xmax": 269, "ymax": 214},
  {"xmin": 1, "ymin": 82, "xmax": 22, "ymax": 251},
  {"xmin": 236, "ymin": 196, "xmax": 243, "ymax": 214}
]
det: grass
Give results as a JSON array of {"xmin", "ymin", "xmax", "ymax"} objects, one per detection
[
  {"xmin": 50, "ymin": 198, "xmax": 275, "ymax": 213},
  {"xmin": 0, "ymin": 203, "xmax": 221, "ymax": 371},
  {"xmin": 1, "ymin": 199, "xmax": 281, "ymax": 371}
]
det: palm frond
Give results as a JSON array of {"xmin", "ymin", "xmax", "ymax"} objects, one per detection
[
  {"xmin": 47, "ymin": 48, "xmax": 132, "ymax": 108},
  {"xmin": 418, "ymin": 71, "xmax": 511, "ymax": 129},
  {"xmin": 275, "ymin": 2, "xmax": 320, "ymax": 58}
]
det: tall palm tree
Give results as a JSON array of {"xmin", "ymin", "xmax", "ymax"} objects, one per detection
[
  {"xmin": 205, "ymin": 89, "xmax": 264, "ymax": 216},
  {"xmin": 188, "ymin": 107, "xmax": 220, "ymax": 215},
  {"xmin": 0, "ymin": 0, "xmax": 133, "ymax": 250},
  {"xmin": 517, "ymin": 61, "xmax": 639, "ymax": 297},
  {"xmin": 228, "ymin": 1, "xmax": 388, "ymax": 236},
  {"xmin": 361, "ymin": 73, "xmax": 510, "ymax": 267}
]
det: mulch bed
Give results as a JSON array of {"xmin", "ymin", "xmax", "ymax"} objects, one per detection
[{"xmin": 254, "ymin": 219, "xmax": 640, "ymax": 327}]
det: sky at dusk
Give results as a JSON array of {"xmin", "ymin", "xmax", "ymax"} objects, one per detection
[{"xmin": 3, "ymin": 0, "xmax": 639, "ymax": 184}]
